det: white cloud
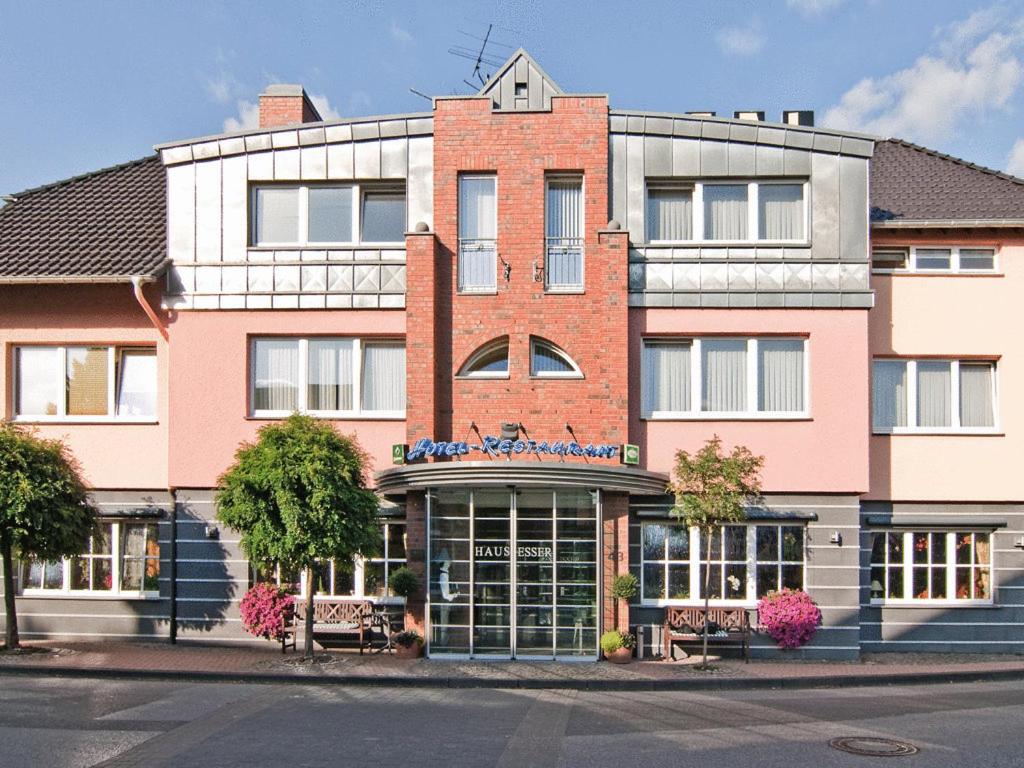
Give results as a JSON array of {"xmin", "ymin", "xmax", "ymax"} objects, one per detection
[
  {"xmin": 786, "ymin": 0, "xmax": 844, "ymax": 17},
  {"xmin": 822, "ymin": 9, "xmax": 1024, "ymax": 143},
  {"xmin": 390, "ymin": 20, "xmax": 413, "ymax": 44},
  {"xmin": 309, "ymin": 94, "xmax": 341, "ymax": 121},
  {"xmin": 223, "ymin": 100, "xmax": 259, "ymax": 132},
  {"xmin": 716, "ymin": 24, "xmax": 764, "ymax": 57},
  {"xmin": 1006, "ymin": 138, "xmax": 1024, "ymax": 176}
]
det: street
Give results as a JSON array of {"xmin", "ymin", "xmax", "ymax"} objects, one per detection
[{"xmin": 1, "ymin": 676, "xmax": 1023, "ymax": 767}]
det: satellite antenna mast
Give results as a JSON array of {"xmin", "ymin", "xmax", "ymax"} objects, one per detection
[{"xmin": 447, "ymin": 22, "xmax": 510, "ymax": 92}]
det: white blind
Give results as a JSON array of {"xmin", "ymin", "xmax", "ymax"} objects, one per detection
[
  {"xmin": 546, "ymin": 179, "xmax": 583, "ymax": 288},
  {"xmin": 646, "ymin": 187, "xmax": 692, "ymax": 241},
  {"xmin": 758, "ymin": 184, "xmax": 804, "ymax": 240},
  {"xmin": 758, "ymin": 340, "xmax": 804, "ymax": 412},
  {"xmin": 917, "ymin": 361, "xmax": 951, "ymax": 427},
  {"xmin": 253, "ymin": 340, "xmax": 299, "ymax": 412},
  {"xmin": 702, "ymin": 340, "xmax": 747, "ymax": 411},
  {"xmin": 458, "ymin": 176, "xmax": 496, "ymax": 291},
  {"xmin": 308, "ymin": 340, "xmax": 353, "ymax": 411},
  {"xmin": 873, "ymin": 360, "xmax": 907, "ymax": 429},
  {"xmin": 703, "ymin": 185, "xmax": 748, "ymax": 240},
  {"xmin": 361, "ymin": 343, "xmax": 406, "ymax": 412},
  {"xmin": 255, "ymin": 187, "xmax": 300, "ymax": 244},
  {"xmin": 959, "ymin": 363, "xmax": 994, "ymax": 428},
  {"xmin": 16, "ymin": 347, "xmax": 61, "ymax": 416},
  {"xmin": 532, "ymin": 342, "xmax": 574, "ymax": 375},
  {"xmin": 116, "ymin": 350, "xmax": 157, "ymax": 417},
  {"xmin": 642, "ymin": 343, "xmax": 691, "ymax": 413}
]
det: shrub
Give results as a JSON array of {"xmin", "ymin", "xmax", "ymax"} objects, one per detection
[
  {"xmin": 239, "ymin": 583, "xmax": 294, "ymax": 641},
  {"xmin": 610, "ymin": 573, "xmax": 639, "ymax": 602},
  {"xmin": 600, "ymin": 629, "xmax": 636, "ymax": 654},
  {"xmin": 757, "ymin": 589, "xmax": 822, "ymax": 649},
  {"xmin": 394, "ymin": 630, "xmax": 423, "ymax": 648},
  {"xmin": 388, "ymin": 566, "xmax": 420, "ymax": 599}
]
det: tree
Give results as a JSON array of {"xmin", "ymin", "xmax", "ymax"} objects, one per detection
[
  {"xmin": 0, "ymin": 423, "xmax": 96, "ymax": 649},
  {"xmin": 215, "ymin": 415, "xmax": 381, "ymax": 658},
  {"xmin": 669, "ymin": 436, "xmax": 763, "ymax": 668}
]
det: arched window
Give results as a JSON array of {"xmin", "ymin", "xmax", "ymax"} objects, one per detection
[
  {"xmin": 458, "ymin": 338, "xmax": 509, "ymax": 378},
  {"xmin": 530, "ymin": 338, "xmax": 583, "ymax": 378}
]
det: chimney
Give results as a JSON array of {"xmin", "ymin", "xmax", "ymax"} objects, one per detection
[
  {"xmin": 782, "ymin": 110, "xmax": 814, "ymax": 127},
  {"xmin": 258, "ymin": 84, "xmax": 323, "ymax": 129},
  {"xmin": 734, "ymin": 110, "xmax": 765, "ymax": 121},
  {"xmin": 686, "ymin": 110, "xmax": 717, "ymax": 117}
]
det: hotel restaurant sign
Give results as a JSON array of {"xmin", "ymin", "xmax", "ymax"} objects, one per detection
[{"xmin": 395, "ymin": 437, "xmax": 640, "ymax": 465}]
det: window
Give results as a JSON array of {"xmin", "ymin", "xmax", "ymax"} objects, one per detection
[
  {"xmin": 301, "ymin": 521, "xmax": 407, "ymax": 601},
  {"xmin": 641, "ymin": 523, "xmax": 805, "ymax": 605},
  {"xmin": 251, "ymin": 337, "xmax": 405, "ymax": 418},
  {"xmin": 530, "ymin": 338, "xmax": 582, "ymax": 378},
  {"xmin": 872, "ymin": 359, "xmax": 996, "ymax": 433},
  {"xmin": 869, "ymin": 530, "xmax": 992, "ymax": 604},
  {"xmin": 14, "ymin": 346, "xmax": 157, "ymax": 421},
  {"xmin": 20, "ymin": 521, "xmax": 160, "ymax": 597},
  {"xmin": 641, "ymin": 338, "xmax": 807, "ymax": 418},
  {"xmin": 644, "ymin": 181, "xmax": 807, "ymax": 244},
  {"xmin": 458, "ymin": 175, "xmax": 497, "ymax": 293},
  {"xmin": 252, "ymin": 184, "xmax": 406, "ymax": 246},
  {"xmin": 871, "ymin": 246, "xmax": 997, "ymax": 274},
  {"xmin": 545, "ymin": 176, "xmax": 584, "ymax": 290},
  {"xmin": 458, "ymin": 338, "xmax": 509, "ymax": 378}
]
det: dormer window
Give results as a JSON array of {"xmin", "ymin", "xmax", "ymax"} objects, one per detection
[
  {"xmin": 458, "ymin": 338, "xmax": 509, "ymax": 379},
  {"xmin": 530, "ymin": 338, "xmax": 582, "ymax": 378}
]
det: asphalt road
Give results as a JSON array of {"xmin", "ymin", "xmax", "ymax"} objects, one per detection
[{"xmin": 1, "ymin": 675, "xmax": 1023, "ymax": 767}]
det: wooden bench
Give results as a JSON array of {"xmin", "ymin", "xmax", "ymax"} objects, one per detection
[
  {"xmin": 662, "ymin": 606, "xmax": 750, "ymax": 662},
  {"xmin": 282, "ymin": 599, "xmax": 375, "ymax": 654}
]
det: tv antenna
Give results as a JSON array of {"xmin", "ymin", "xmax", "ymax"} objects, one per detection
[{"xmin": 448, "ymin": 23, "xmax": 511, "ymax": 90}]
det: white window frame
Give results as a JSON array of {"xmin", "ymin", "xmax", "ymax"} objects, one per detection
[
  {"xmin": 457, "ymin": 338, "xmax": 510, "ymax": 379},
  {"xmin": 644, "ymin": 179, "xmax": 809, "ymax": 246},
  {"xmin": 868, "ymin": 529, "xmax": 994, "ymax": 607},
  {"xmin": 457, "ymin": 174, "xmax": 498, "ymax": 294},
  {"xmin": 296, "ymin": 521, "xmax": 408, "ymax": 605},
  {"xmin": 250, "ymin": 337, "xmax": 405, "ymax": 420},
  {"xmin": 529, "ymin": 338, "xmax": 583, "ymax": 379},
  {"xmin": 544, "ymin": 174, "xmax": 585, "ymax": 293},
  {"xmin": 19, "ymin": 520, "xmax": 161, "ymax": 599},
  {"xmin": 250, "ymin": 183, "xmax": 407, "ymax": 247},
  {"xmin": 871, "ymin": 358, "xmax": 999, "ymax": 435},
  {"xmin": 871, "ymin": 246, "xmax": 999, "ymax": 275},
  {"xmin": 640, "ymin": 522, "xmax": 806, "ymax": 608},
  {"xmin": 641, "ymin": 337, "xmax": 810, "ymax": 420},
  {"xmin": 13, "ymin": 345, "xmax": 158, "ymax": 423}
]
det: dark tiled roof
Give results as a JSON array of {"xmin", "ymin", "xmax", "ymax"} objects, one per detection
[
  {"xmin": 0, "ymin": 155, "xmax": 166, "ymax": 281},
  {"xmin": 871, "ymin": 139, "xmax": 1024, "ymax": 223}
]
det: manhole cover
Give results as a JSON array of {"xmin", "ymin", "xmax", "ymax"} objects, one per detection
[{"xmin": 830, "ymin": 737, "xmax": 919, "ymax": 757}]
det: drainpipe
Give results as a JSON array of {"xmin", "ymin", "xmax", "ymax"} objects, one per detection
[
  {"xmin": 169, "ymin": 488, "xmax": 178, "ymax": 644},
  {"xmin": 131, "ymin": 277, "xmax": 169, "ymax": 342}
]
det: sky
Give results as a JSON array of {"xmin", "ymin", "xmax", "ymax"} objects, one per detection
[{"xmin": 2, "ymin": 0, "xmax": 1024, "ymax": 196}]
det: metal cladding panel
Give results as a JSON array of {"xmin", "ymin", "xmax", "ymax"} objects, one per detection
[
  {"xmin": 839, "ymin": 154, "xmax": 869, "ymax": 262},
  {"xmin": 273, "ymin": 148, "xmax": 300, "ymax": 179},
  {"xmin": 407, "ymin": 136, "xmax": 433, "ymax": 230},
  {"xmin": 247, "ymin": 151, "xmax": 273, "ymax": 180},
  {"xmin": 644, "ymin": 135, "xmax": 672, "ymax": 176},
  {"xmin": 380, "ymin": 138, "xmax": 409, "ymax": 179},
  {"xmin": 221, "ymin": 155, "xmax": 248, "ymax": 262},
  {"xmin": 625, "ymin": 134, "xmax": 645, "ymax": 241},
  {"xmin": 727, "ymin": 142, "xmax": 756, "ymax": 176},
  {"xmin": 671, "ymin": 137, "xmax": 700, "ymax": 176},
  {"xmin": 167, "ymin": 162, "xmax": 196, "ymax": 264},
  {"xmin": 300, "ymin": 145, "xmax": 327, "ymax": 179},
  {"xmin": 783, "ymin": 148, "xmax": 812, "ymax": 176},
  {"xmin": 500, "ymin": 69, "xmax": 515, "ymax": 109},
  {"xmin": 610, "ymin": 133, "xmax": 628, "ymax": 227},
  {"xmin": 810, "ymin": 152, "xmax": 840, "ymax": 260},
  {"xmin": 327, "ymin": 142, "xmax": 355, "ymax": 178},
  {"xmin": 700, "ymin": 140, "xmax": 728, "ymax": 176},
  {"xmin": 528, "ymin": 63, "xmax": 544, "ymax": 110},
  {"xmin": 354, "ymin": 140, "xmax": 381, "ymax": 178}
]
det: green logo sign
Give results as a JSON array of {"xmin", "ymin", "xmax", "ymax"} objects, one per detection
[
  {"xmin": 392, "ymin": 444, "xmax": 407, "ymax": 465},
  {"xmin": 621, "ymin": 444, "xmax": 640, "ymax": 466}
]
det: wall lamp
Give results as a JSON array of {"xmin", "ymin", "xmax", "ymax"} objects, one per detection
[
  {"xmin": 829, "ymin": 531, "xmax": 843, "ymax": 546},
  {"xmin": 1014, "ymin": 536, "xmax": 1024, "ymax": 550}
]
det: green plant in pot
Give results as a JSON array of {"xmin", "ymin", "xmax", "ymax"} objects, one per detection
[
  {"xmin": 388, "ymin": 566, "xmax": 419, "ymax": 600},
  {"xmin": 600, "ymin": 629, "xmax": 636, "ymax": 664},
  {"xmin": 610, "ymin": 573, "xmax": 638, "ymax": 628},
  {"xmin": 393, "ymin": 630, "xmax": 424, "ymax": 659}
]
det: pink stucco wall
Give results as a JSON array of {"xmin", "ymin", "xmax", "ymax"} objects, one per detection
[
  {"xmin": 166, "ymin": 310, "xmax": 407, "ymax": 489},
  {"xmin": 867, "ymin": 233, "xmax": 1024, "ymax": 501},
  {"xmin": 0, "ymin": 284, "xmax": 169, "ymax": 489},
  {"xmin": 630, "ymin": 308, "xmax": 870, "ymax": 493}
]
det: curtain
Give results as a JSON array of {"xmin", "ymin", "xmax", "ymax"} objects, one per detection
[
  {"xmin": 307, "ymin": 186, "xmax": 353, "ymax": 243},
  {"xmin": 255, "ymin": 187, "xmax": 300, "ymax": 244},
  {"xmin": 917, "ymin": 361, "xmax": 951, "ymax": 427},
  {"xmin": 116, "ymin": 350, "xmax": 157, "ymax": 417},
  {"xmin": 703, "ymin": 185, "xmax": 748, "ymax": 240},
  {"xmin": 546, "ymin": 179, "xmax": 583, "ymax": 288},
  {"xmin": 120, "ymin": 524, "xmax": 147, "ymax": 591},
  {"xmin": 16, "ymin": 347, "xmax": 61, "ymax": 416},
  {"xmin": 702, "ymin": 340, "xmax": 747, "ymax": 411},
  {"xmin": 758, "ymin": 340, "xmax": 804, "ymax": 412},
  {"xmin": 873, "ymin": 360, "xmax": 907, "ymax": 429},
  {"xmin": 642, "ymin": 342, "xmax": 690, "ymax": 413},
  {"xmin": 66, "ymin": 347, "xmax": 109, "ymax": 416},
  {"xmin": 253, "ymin": 340, "xmax": 299, "ymax": 411},
  {"xmin": 308, "ymin": 340, "xmax": 353, "ymax": 411},
  {"xmin": 758, "ymin": 184, "xmax": 804, "ymax": 240},
  {"xmin": 646, "ymin": 187, "xmax": 693, "ymax": 241},
  {"xmin": 458, "ymin": 177, "xmax": 496, "ymax": 290},
  {"xmin": 532, "ymin": 342, "xmax": 574, "ymax": 375},
  {"xmin": 361, "ymin": 343, "xmax": 406, "ymax": 412},
  {"xmin": 361, "ymin": 190, "xmax": 406, "ymax": 243},
  {"xmin": 959, "ymin": 363, "xmax": 994, "ymax": 427}
]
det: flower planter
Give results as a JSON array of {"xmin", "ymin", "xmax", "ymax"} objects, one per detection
[
  {"xmin": 394, "ymin": 642, "xmax": 423, "ymax": 659},
  {"xmin": 605, "ymin": 647, "xmax": 633, "ymax": 664}
]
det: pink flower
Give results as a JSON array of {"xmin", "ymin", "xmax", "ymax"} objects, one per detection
[
  {"xmin": 757, "ymin": 589, "xmax": 821, "ymax": 650},
  {"xmin": 240, "ymin": 583, "xmax": 294, "ymax": 641}
]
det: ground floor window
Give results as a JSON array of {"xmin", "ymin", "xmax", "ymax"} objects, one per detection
[
  {"xmin": 19, "ymin": 521, "xmax": 160, "ymax": 596},
  {"xmin": 641, "ymin": 523, "xmax": 805, "ymax": 605},
  {"xmin": 869, "ymin": 530, "xmax": 992, "ymax": 604}
]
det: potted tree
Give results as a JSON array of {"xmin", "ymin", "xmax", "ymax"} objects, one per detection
[
  {"xmin": 387, "ymin": 566, "xmax": 422, "ymax": 656},
  {"xmin": 393, "ymin": 630, "xmax": 424, "ymax": 659},
  {"xmin": 610, "ymin": 573, "xmax": 638, "ymax": 628},
  {"xmin": 600, "ymin": 629, "xmax": 636, "ymax": 664}
]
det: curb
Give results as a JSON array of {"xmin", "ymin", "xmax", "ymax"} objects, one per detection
[{"xmin": 2, "ymin": 664, "xmax": 1024, "ymax": 691}]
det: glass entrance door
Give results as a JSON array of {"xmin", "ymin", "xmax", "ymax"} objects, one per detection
[{"xmin": 427, "ymin": 487, "xmax": 599, "ymax": 660}]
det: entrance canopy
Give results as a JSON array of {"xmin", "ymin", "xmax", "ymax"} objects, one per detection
[{"xmin": 375, "ymin": 460, "xmax": 669, "ymax": 497}]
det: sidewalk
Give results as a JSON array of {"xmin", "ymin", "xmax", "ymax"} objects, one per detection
[{"xmin": 3, "ymin": 641, "xmax": 1024, "ymax": 690}]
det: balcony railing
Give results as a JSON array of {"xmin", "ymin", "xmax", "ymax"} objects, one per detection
[
  {"xmin": 458, "ymin": 238, "xmax": 497, "ymax": 293},
  {"xmin": 545, "ymin": 237, "xmax": 583, "ymax": 290}
]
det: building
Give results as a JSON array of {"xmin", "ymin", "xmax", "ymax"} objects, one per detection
[{"xmin": 1, "ymin": 50, "xmax": 1022, "ymax": 658}]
